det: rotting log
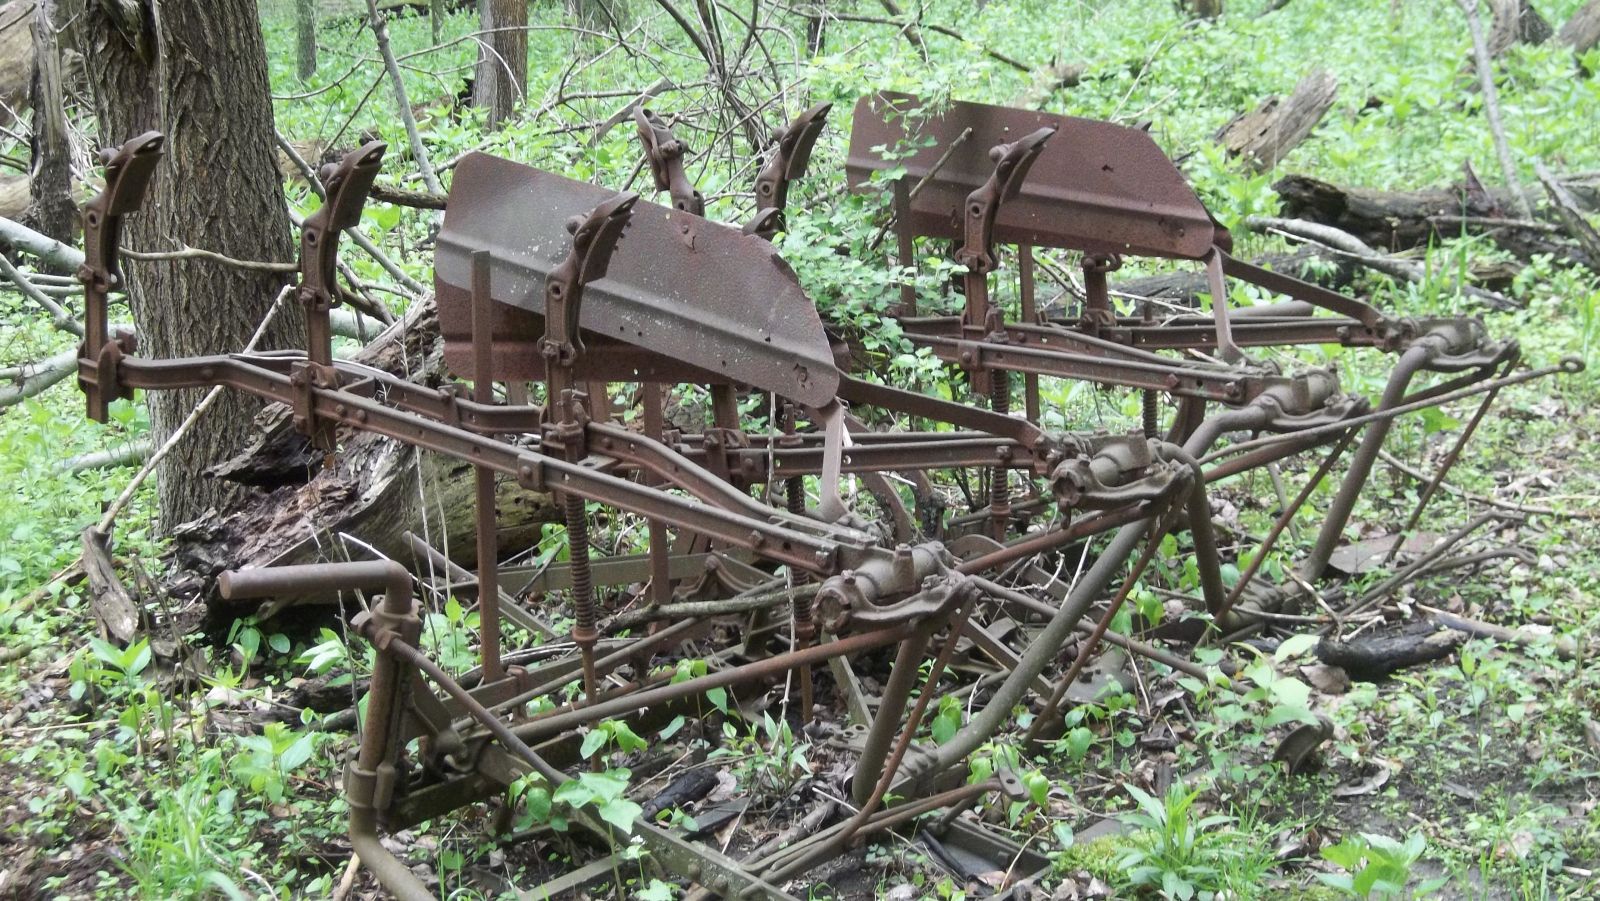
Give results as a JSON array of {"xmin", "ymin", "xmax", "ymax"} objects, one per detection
[
  {"xmin": 1274, "ymin": 173, "xmax": 1597, "ymax": 270},
  {"xmin": 1213, "ymin": 68, "xmax": 1338, "ymax": 172},
  {"xmin": 171, "ymin": 297, "xmax": 561, "ymax": 601},
  {"xmin": 1316, "ymin": 621, "xmax": 1466, "ymax": 681}
]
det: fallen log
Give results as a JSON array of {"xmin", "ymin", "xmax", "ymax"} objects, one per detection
[
  {"xmin": 1213, "ymin": 68, "xmax": 1338, "ymax": 172},
  {"xmin": 1273, "ymin": 173, "xmax": 1597, "ymax": 270},
  {"xmin": 1111, "ymin": 246, "xmax": 1354, "ymax": 305},
  {"xmin": 170, "ymin": 296, "xmax": 561, "ymax": 604}
]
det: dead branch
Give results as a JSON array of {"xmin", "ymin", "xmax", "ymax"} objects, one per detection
[
  {"xmin": 1243, "ymin": 214, "xmax": 1519, "ymax": 310},
  {"xmin": 0, "ymin": 249, "xmax": 81, "ymax": 335},
  {"xmin": 0, "ymin": 347, "xmax": 75, "ymax": 407},
  {"xmin": 366, "ymin": 0, "xmax": 443, "ymax": 194},
  {"xmin": 1534, "ymin": 160, "xmax": 1600, "ymax": 273},
  {"xmin": 121, "ymin": 246, "xmax": 298, "ymax": 273},
  {"xmin": 1459, "ymin": 0, "xmax": 1534, "ymax": 217},
  {"xmin": 60, "ymin": 439, "xmax": 152, "ymax": 472}
]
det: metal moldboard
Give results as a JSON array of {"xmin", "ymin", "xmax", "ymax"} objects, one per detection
[
  {"xmin": 437, "ymin": 152, "xmax": 840, "ymax": 407},
  {"xmin": 846, "ymin": 93, "xmax": 1215, "ymax": 260}
]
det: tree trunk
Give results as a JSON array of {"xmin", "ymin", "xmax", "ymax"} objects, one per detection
[
  {"xmin": 1487, "ymin": 0, "xmax": 1552, "ymax": 57},
  {"xmin": 294, "ymin": 0, "xmax": 317, "ymax": 80},
  {"xmin": 26, "ymin": 0, "xmax": 74, "ymax": 251},
  {"xmin": 1559, "ymin": 0, "xmax": 1600, "ymax": 54},
  {"xmin": 473, "ymin": 0, "xmax": 527, "ymax": 128},
  {"xmin": 174, "ymin": 297, "xmax": 561, "ymax": 600},
  {"xmin": 77, "ymin": 0, "xmax": 305, "ymax": 530},
  {"xmin": 1213, "ymin": 68, "xmax": 1338, "ymax": 172},
  {"xmin": 1189, "ymin": 0, "xmax": 1223, "ymax": 18}
]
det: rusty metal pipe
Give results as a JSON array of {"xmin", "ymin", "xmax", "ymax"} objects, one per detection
[
  {"xmin": 850, "ymin": 622, "xmax": 936, "ymax": 805},
  {"xmin": 1302, "ymin": 340, "xmax": 1444, "ymax": 579},
  {"xmin": 510, "ymin": 624, "xmax": 916, "ymax": 745},
  {"xmin": 219, "ymin": 560, "xmax": 412, "ymax": 606},
  {"xmin": 918, "ymin": 520, "xmax": 1149, "ymax": 781}
]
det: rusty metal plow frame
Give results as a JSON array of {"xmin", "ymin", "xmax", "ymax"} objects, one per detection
[{"xmin": 72, "ymin": 111, "xmax": 1578, "ymax": 901}]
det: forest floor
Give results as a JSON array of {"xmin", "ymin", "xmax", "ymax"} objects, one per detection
[{"xmin": 3, "ymin": 1, "xmax": 1600, "ymax": 899}]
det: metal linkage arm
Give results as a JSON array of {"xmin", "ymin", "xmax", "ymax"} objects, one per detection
[
  {"xmin": 633, "ymin": 107, "xmax": 704, "ymax": 215},
  {"xmin": 78, "ymin": 131, "xmax": 163, "ymax": 422}
]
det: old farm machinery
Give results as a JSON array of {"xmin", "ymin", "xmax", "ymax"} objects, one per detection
[{"xmin": 74, "ymin": 91, "xmax": 1576, "ymax": 898}]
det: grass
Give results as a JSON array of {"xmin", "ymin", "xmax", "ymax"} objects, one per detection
[{"xmin": 0, "ymin": 0, "xmax": 1598, "ymax": 897}]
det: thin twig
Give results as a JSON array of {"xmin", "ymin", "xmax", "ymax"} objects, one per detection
[
  {"xmin": 121, "ymin": 246, "xmax": 297, "ymax": 272},
  {"xmin": 365, "ymin": 0, "xmax": 443, "ymax": 195},
  {"xmin": 1459, "ymin": 0, "xmax": 1533, "ymax": 217}
]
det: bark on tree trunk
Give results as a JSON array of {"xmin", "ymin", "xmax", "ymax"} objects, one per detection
[
  {"xmin": 26, "ymin": 0, "xmax": 74, "ymax": 251},
  {"xmin": 1189, "ymin": 0, "xmax": 1223, "ymax": 18},
  {"xmin": 1559, "ymin": 0, "xmax": 1600, "ymax": 54},
  {"xmin": 77, "ymin": 0, "xmax": 305, "ymax": 531},
  {"xmin": 473, "ymin": 0, "xmax": 527, "ymax": 128},
  {"xmin": 294, "ymin": 0, "xmax": 317, "ymax": 80},
  {"xmin": 1487, "ymin": 0, "xmax": 1552, "ymax": 57}
]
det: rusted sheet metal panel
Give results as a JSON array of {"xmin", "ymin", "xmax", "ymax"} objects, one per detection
[
  {"xmin": 846, "ymin": 93, "xmax": 1215, "ymax": 259},
  {"xmin": 437, "ymin": 152, "xmax": 840, "ymax": 407}
]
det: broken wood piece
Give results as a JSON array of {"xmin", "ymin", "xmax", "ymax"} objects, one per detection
[
  {"xmin": 80, "ymin": 528, "xmax": 141, "ymax": 644},
  {"xmin": 1214, "ymin": 68, "xmax": 1338, "ymax": 172},
  {"xmin": 1534, "ymin": 160, "xmax": 1600, "ymax": 274}
]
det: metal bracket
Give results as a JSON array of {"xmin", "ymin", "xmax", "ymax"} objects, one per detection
[
  {"xmin": 634, "ymin": 107, "xmax": 705, "ymax": 216},
  {"xmin": 539, "ymin": 191, "xmax": 639, "ymax": 388},
  {"xmin": 954, "ymin": 127, "xmax": 1055, "ymax": 277},
  {"xmin": 299, "ymin": 140, "xmax": 386, "ymax": 368},
  {"xmin": 749, "ymin": 101, "xmax": 832, "ymax": 239},
  {"xmin": 78, "ymin": 131, "xmax": 163, "ymax": 422}
]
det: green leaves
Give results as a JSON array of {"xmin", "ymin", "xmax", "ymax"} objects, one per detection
[
  {"xmin": 930, "ymin": 694, "xmax": 963, "ymax": 744},
  {"xmin": 1318, "ymin": 831, "xmax": 1445, "ymax": 898},
  {"xmin": 551, "ymin": 769, "xmax": 643, "ymax": 834}
]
